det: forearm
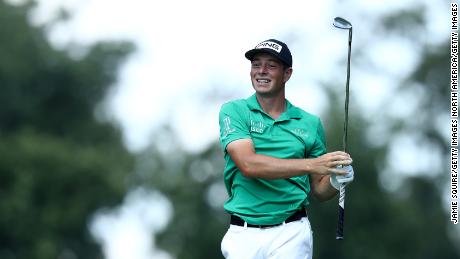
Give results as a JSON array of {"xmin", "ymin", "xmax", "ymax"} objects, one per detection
[
  {"xmin": 226, "ymin": 139, "xmax": 352, "ymax": 180},
  {"xmin": 237, "ymin": 153, "xmax": 314, "ymax": 179},
  {"xmin": 242, "ymin": 154, "xmax": 340, "ymax": 201}
]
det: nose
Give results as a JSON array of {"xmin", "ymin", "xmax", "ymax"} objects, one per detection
[{"xmin": 257, "ymin": 64, "xmax": 269, "ymax": 74}]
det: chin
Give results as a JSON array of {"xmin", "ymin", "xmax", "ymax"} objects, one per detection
[
  {"xmin": 254, "ymin": 87, "xmax": 270, "ymax": 94},
  {"xmin": 253, "ymin": 84, "xmax": 271, "ymax": 91}
]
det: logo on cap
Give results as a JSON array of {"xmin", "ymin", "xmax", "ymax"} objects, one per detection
[{"xmin": 255, "ymin": 41, "xmax": 283, "ymax": 53}]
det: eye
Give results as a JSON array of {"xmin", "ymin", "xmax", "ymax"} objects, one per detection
[
  {"xmin": 251, "ymin": 62, "xmax": 261, "ymax": 68},
  {"xmin": 268, "ymin": 63, "xmax": 279, "ymax": 69}
]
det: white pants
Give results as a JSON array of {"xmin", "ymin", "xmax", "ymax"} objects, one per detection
[{"xmin": 221, "ymin": 217, "xmax": 313, "ymax": 259}]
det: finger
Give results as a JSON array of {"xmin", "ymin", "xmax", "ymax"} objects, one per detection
[
  {"xmin": 328, "ymin": 151, "xmax": 347, "ymax": 158},
  {"xmin": 331, "ymin": 151, "xmax": 351, "ymax": 158},
  {"xmin": 329, "ymin": 168, "xmax": 348, "ymax": 175},
  {"xmin": 329, "ymin": 153, "xmax": 351, "ymax": 162},
  {"xmin": 331, "ymin": 159, "xmax": 353, "ymax": 167}
]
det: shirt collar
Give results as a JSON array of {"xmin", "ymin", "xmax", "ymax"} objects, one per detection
[{"xmin": 246, "ymin": 94, "xmax": 302, "ymax": 121}]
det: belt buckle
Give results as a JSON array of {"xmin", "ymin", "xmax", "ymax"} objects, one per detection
[
  {"xmin": 258, "ymin": 222, "xmax": 282, "ymax": 229},
  {"xmin": 258, "ymin": 225, "xmax": 271, "ymax": 229}
]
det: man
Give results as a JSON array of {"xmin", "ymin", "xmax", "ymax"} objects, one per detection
[{"xmin": 218, "ymin": 39, "xmax": 355, "ymax": 259}]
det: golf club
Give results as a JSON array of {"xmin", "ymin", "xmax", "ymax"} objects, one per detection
[{"xmin": 333, "ymin": 16, "xmax": 353, "ymax": 240}]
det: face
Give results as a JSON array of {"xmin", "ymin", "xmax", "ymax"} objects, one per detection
[{"xmin": 250, "ymin": 53, "xmax": 292, "ymax": 97}]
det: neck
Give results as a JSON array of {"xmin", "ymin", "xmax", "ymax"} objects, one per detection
[{"xmin": 255, "ymin": 92, "xmax": 286, "ymax": 119}]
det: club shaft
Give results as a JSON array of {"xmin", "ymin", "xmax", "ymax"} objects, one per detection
[
  {"xmin": 343, "ymin": 29, "xmax": 352, "ymax": 153},
  {"xmin": 337, "ymin": 27, "xmax": 352, "ymax": 240}
]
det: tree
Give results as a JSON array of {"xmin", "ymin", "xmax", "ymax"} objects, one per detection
[
  {"xmin": 131, "ymin": 126, "xmax": 228, "ymax": 259},
  {"xmin": 0, "ymin": 1, "xmax": 135, "ymax": 258}
]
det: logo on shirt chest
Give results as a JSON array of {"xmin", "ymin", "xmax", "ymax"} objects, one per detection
[
  {"xmin": 291, "ymin": 128, "xmax": 307, "ymax": 137},
  {"xmin": 250, "ymin": 120, "xmax": 265, "ymax": 133}
]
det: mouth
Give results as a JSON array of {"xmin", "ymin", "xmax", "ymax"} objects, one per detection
[{"xmin": 256, "ymin": 79, "xmax": 271, "ymax": 84}]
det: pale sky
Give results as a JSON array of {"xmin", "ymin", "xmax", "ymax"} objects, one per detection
[
  {"xmin": 22, "ymin": 0, "xmax": 447, "ymax": 153},
  {"xmin": 8, "ymin": 0, "xmax": 450, "ymax": 258}
]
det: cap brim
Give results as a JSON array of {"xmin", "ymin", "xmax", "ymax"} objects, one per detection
[{"xmin": 245, "ymin": 49, "xmax": 274, "ymax": 61}]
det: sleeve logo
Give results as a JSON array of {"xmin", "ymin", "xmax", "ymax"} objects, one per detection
[{"xmin": 223, "ymin": 116, "xmax": 235, "ymax": 136}]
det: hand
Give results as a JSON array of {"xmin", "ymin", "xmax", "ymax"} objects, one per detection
[
  {"xmin": 309, "ymin": 151, "xmax": 352, "ymax": 175},
  {"xmin": 330, "ymin": 165, "xmax": 354, "ymax": 190}
]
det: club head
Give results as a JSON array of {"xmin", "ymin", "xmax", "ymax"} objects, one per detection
[{"xmin": 333, "ymin": 17, "xmax": 352, "ymax": 30}]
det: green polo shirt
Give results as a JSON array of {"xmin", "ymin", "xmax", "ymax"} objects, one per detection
[{"xmin": 219, "ymin": 94, "xmax": 327, "ymax": 225}]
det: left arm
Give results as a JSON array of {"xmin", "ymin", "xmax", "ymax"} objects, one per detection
[
  {"xmin": 308, "ymin": 119, "xmax": 355, "ymax": 201},
  {"xmin": 308, "ymin": 119, "xmax": 339, "ymax": 202},
  {"xmin": 310, "ymin": 165, "xmax": 355, "ymax": 201},
  {"xmin": 310, "ymin": 174, "xmax": 338, "ymax": 202}
]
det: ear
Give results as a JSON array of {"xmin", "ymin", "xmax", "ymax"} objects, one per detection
[{"xmin": 283, "ymin": 68, "xmax": 293, "ymax": 83}]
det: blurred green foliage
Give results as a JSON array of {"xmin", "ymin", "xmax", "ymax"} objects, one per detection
[{"xmin": 0, "ymin": 1, "xmax": 135, "ymax": 258}]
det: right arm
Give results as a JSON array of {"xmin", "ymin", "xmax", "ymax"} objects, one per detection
[{"xmin": 226, "ymin": 138, "xmax": 352, "ymax": 179}]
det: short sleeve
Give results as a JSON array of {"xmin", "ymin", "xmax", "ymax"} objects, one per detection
[
  {"xmin": 219, "ymin": 102, "xmax": 251, "ymax": 152},
  {"xmin": 308, "ymin": 119, "xmax": 327, "ymax": 158}
]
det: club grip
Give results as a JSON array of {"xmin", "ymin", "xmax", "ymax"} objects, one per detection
[
  {"xmin": 336, "ymin": 184, "xmax": 346, "ymax": 240},
  {"xmin": 336, "ymin": 205, "xmax": 344, "ymax": 239}
]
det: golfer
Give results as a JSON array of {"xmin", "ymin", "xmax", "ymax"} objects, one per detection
[{"xmin": 218, "ymin": 39, "xmax": 355, "ymax": 259}]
